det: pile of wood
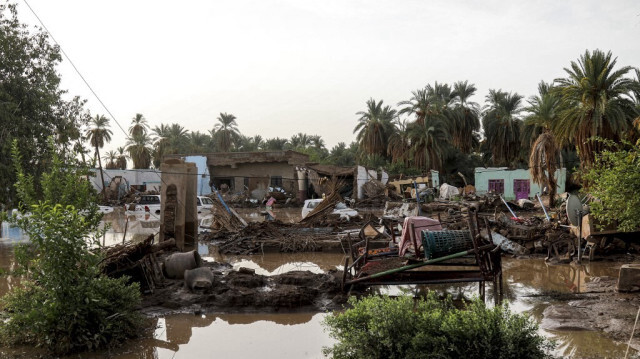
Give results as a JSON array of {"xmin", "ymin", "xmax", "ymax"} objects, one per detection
[
  {"xmin": 362, "ymin": 180, "xmax": 386, "ymax": 198},
  {"xmin": 214, "ymin": 221, "xmax": 332, "ymax": 254},
  {"xmin": 100, "ymin": 235, "xmax": 176, "ymax": 293},
  {"xmin": 299, "ymin": 191, "xmax": 342, "ymax": 225},
  {"xmin": 208, "ymin": 195, "xmax": 247, "ymax": 232}
]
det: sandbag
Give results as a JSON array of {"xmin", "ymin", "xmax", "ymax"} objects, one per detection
[
  {"xmin": 439, "ymin": 183, "xmax": 459, "ymax": 200},
  {"xmin": 163, "ymin": 250, "xmax": 202, "ymax": 279},
  {"xmin": 184, "ymin": 267, "xmax": 215, "ymax": 291}
]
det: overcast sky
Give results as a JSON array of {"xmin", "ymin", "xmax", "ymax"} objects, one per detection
[{"xmin": 16, "ymin": 0, "xmax": 640, "ymax": 151}]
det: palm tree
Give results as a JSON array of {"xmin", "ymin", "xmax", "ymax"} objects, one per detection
[
  {"xmin": 129, "ymin": 113, "xmax": 149, "ymax": 137},
  {"xmin": 553, "ymin": 49, "xmax": 639, "ymax": 166},
  {"xmin": 187, "ymin": 131, "xmax": 212, "ymax": 153},
  {"xmin": 151, "ymin": 124, "xmax": 170, "ymax": 168},
  {"xmin": 450, "ymin": 81, "xmax": 481, "ymax": 153},
  {"xmin": 482, "ymin": 90, "xmax": 525, "ymax": 167},
  {"xmin": 86, "ymin": 115, "xmax": 112, "ymax": 200},
  {"xmin": 407, "ymin": 115, "xmax": 450, "ymax": 171},
  {"xmin": 529, "ymin": 131, "xmax": 559, "ymax": 207},
  {"xmin": 399, "ymin": 84, "xmax": 453, "ymax": 171},
  {"xmin": 116, "ymin": 146, "xmax": 128, "ymax": 170},
  {"xmin": 102, "ymin": 150, "xmax": 118, "ymax": 169},
  {"xmin": 263, "ymin": 137, "xmax": 289, "ymax": 150},
  {"xmin": 166, "ymin": 123, "xmax": 190, "ymax": 153},
  {"xmin": 522, "ymin": 82, "xmax": 559, "ymax": 147},
  {"xmin": 328, "ymin": 142, "xmax": 357, "ymax": 166},
  {"xmin": 309, "ymin": 135, "xmax": 326, "ymax": 151},
  {"xmin": 398, "ymin": 88, "xmax": 431, "ymax": 125},
  {"xmin": 387, "ymin": 117, "xmax": 411, "ymax": 166},
  {"xmin": 213, "ymin": 112, "xmax": 240, "ymax": 152},
  {"xmin": 354, "ymin": 98, "xmax": 396, "ymax": 159},
  {"xmin": 126, "ymin": 133, "xmax": 153, "ymax": 169},
  {"xmin": 525, "ymin": 82, "xmax": 562, "ymax": 207},
  {"xmin": 289, "ymin": 133, "xmax": 311, "ymax": 149}
]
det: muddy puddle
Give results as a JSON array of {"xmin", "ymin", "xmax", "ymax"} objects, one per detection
[{"xmin": 1, "ymin": 216, "xmax": 637, "ymax": 358}]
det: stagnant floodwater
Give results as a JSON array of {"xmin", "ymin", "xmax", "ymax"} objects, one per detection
[{"xmin": 0, "ymin": 213, "xmax": 637, "ymax": 358}]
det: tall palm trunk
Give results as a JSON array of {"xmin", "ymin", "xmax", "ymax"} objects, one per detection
[{"xmin": 95, "ymin": 146, "xmax": 107, "ymax": 202}]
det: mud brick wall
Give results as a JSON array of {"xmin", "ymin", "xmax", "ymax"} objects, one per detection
[{"xmin": 160, "ymin": 159, "xmax": 198, "ymax": 251}]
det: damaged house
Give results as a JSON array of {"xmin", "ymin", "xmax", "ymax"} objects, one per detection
[
  {"xmin": 474, "ymin": 167, "xmax": 567, "ymax": 200},
  {"xmin": 168, "ymin": 151, "xmax": 310, "ymax": 200}
]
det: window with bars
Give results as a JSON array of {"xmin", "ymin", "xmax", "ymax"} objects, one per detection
[
  {"xmin": 488, "ymin": 179, "xmax": 504, "ymax": 194},
  {"xmin": 270, "ymin": 176, "xmax": 283, "ymax": 188}
]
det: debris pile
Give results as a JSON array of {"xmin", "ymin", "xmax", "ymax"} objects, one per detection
[
  {"xmin": 100, "ymin": 235, "xmax": 175, "ymax": 293},
  {"xmin": 140, "ymin": 266, "xmax": 347, "ymax": 315},
  {"xmin": 299, "ymin": 184, "xmax": 343, "ymax": 226},
  {"xmin": 205, "ymin": 221, "xmax": 335, "ymax": 255},
  {"xmin": 206, "ymin": 196, "xmax": 247, "ymax": 232}
]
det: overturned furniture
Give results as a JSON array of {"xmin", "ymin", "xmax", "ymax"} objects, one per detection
[{"xmin": 342, "ymin": 210, "xmax": 503, "ymax": 304}]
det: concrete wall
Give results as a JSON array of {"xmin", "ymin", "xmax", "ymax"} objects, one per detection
[
  {"xmin": 474, "ymin": 167, "xmax": 566, "ymax": 200},
  {"xmin": 209, "ymin": 162, "xmax": 297, "ymax": 194},
  {"xmin": 159, "ymin": 160, "xmax": 197, "ymax": 251},
  {"xmin": 89, "ymin": 169, "xmax": 162, "ymax": 193},
  {"xmin": 184, "ymin": 155, "xmax": 212, "ymax": 196},
  {"xmin": 356, "ymin": 166, "xmax": 389, "ymax": 199}
]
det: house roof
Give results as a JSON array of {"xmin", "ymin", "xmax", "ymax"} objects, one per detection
[
  {"xmin": 165, "ymin": 150, "xmax": 310, "ymax": 167},
  {"xmin": 306, "ymin": 164, "xmax": 355, "ymax": 176}
]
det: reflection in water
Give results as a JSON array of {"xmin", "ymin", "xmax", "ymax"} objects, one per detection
[
  {"xmin": 80, "ymin": 313, "xmax": 330, "ymax": 359},
  {"xmin": 0, "ymin": 243, "xmax": 635, "ymax": 358}
]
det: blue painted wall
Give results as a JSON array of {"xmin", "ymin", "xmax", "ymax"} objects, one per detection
[{"xmin": 185, "ymin": 156, "xmax": 212, "ymax": 196}]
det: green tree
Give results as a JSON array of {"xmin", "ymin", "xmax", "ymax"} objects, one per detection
[
  {"xmin": 327, "ymin": 142, "xmax": 357, "ymax": 166},
  {"xmin": 126, "ymin": 132, "xmax": 153, "ymax": 169},
  {"xmin": 86, "ymin": 115, "xmax": 112, "ymax": 201},
  {"xmin": 581, "ymin": 139, "xmax": 640, "ymax": 232},
  {"xmin": 387, "ymin": 118, "xmax": 411, "ymax": 167},
  {"xmin": 116, "ymin": 146, "xmax": 128, "ymax": 170},
  {"xmin": 186, "ymin": 131, "xmax": 212, "ymax": 153},
  {"xmin": 525, "ymin": 82, "xmax": 562, "ymax": 207},
  {"xmin": 262, "ymin": 137, "xmax": 289, "ymax": 150},
  {"xmin": 213, "ymin": 112, "xmax": 240, "ymax": 152},
  {"xmin": 0, "ymin": 141, "xmax": 141, "ymax": 354},
  {"xmin": 354, "ymin": 98, "xmax": 396, "ymax": 160},
  {"xmin": 482, "ymin": 90, "xmax": 525, "ymax": 167},
  {"xmin": 102, "ymin": 150, "xmax": 118, "ymax": 169},
  {"xmin": 0, "ymin": 3, "xmax": 87, "ymax": 206},
  {"xmin": 553, "ymin": 49, "xmax": 639, "ymax": 167},
  {"xmin": 289, "ymin": 132, "xmax": 312, "ymax": 150},
  {"xmin": 451, "ymin": 81, "xmax": 481, "ymax": 153},
  {"xmin": 128, "ymin": 113, "xmax": 149, "ymax": 137}
]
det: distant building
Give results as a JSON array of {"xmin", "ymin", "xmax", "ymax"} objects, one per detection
[
  {"xmin": 305, "ymin": 164, "xmax": 389, "ymax": 200},
  {"xmin": 167, "ymin": 151, "xmax": 310, "ymax": 200},
  {"xmin": 88, "ymin": 168, "xmax": 162, "ymax": 195},
  {"xmin": 474, "ymin": 167, "xmax": 566, "ymax": 200}
]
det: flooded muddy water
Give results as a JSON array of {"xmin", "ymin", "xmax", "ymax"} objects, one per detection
[{"xmin": 1, "ymin": 215, "xmax": 637, "ymax": 358}]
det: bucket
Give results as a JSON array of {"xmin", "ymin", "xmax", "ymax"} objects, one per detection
[
  {"xmin": 422, "ymin": 230, "xmax": 474, "ymax": 259},
  {"xmin": 163, "ymin": 250, "xmax": 203, "ymax": 279},
  {"xmin": 184, "ymin": 267, "xmax": 215, "ymax": 291}
]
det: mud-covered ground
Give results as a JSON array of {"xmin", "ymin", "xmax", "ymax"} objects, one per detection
[
  {"xmin": 140, "ymin": 260, "xmax": 348, "ymax": 317},
  {"xmin": 539, "ymin": 272, "xmax": 640, "ymax": 351}
]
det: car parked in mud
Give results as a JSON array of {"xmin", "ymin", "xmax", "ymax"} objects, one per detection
[
  {"xmin": 127, "ymin": 195, "xmax": 214, "ymax": 215},
  {"xmin": 127, "ymin": 195, "xmax": 161, "ymax": 214},
  {"xmin": 196, "ymin": 196, "xmax": 214, "ymax": 213},
  {"xmin": 301, "ymin": 199, "xmax": 358, "ymax": 219}
]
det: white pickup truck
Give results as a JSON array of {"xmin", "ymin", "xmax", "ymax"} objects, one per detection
[{"xmin": 127, "ymin": 195, "xmax": 214, "ymax": 214}]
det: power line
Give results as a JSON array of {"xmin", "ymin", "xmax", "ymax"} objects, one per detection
[{"xmin": 21, "ymin": 0, "xmax": 128, "ymax": 137}]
